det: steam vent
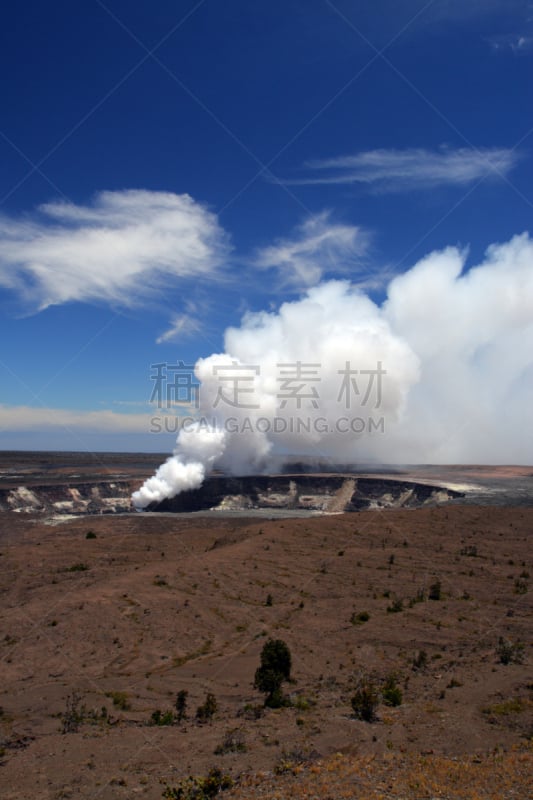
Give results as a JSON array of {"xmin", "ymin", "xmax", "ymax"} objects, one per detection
[{"xmin": 148, "ymin": 474, "xmax": 462, "ymax": 513}]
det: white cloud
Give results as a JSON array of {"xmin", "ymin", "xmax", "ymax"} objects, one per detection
[
  {"xmin": 488, "ymin": 33, "xmax": 533, "ymax": 52},
  {"xmin": 281, "ymin": 147, "xmax": 519, "ymax": 192},
  {"xmin": 254, "ymin": 211, "xmax": 370, "ymax": 288},
  {"xmin": 0, "ymin": 190, "xmax": 229, "ymax": 311},
  {"xmin": 0, "ymin": 404, "xmax": 152, "ymax": 433},
  {"xmin": 156, "ymin": 299, "xmax": 204, "ymax": 344},
  {"xmin": 156, "ymin": 314, "xmax": 202, "ymax": 344}
]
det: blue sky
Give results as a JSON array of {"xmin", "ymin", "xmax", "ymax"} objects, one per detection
[{"xmin": 0, "ymin": 0, "xmax": 532, "ymax": 453}]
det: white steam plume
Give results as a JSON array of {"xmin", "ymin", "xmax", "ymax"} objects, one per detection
[
  {"xmin": 133, "ymin": 232, "xmax": 533, "ymax": 508},
  {"xmin": 132, "ymin": 425, "xmax": 226, "ymax": 508}
]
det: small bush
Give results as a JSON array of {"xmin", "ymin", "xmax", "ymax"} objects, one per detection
[
  {"xmin": 408, "ymin": 588, "xmax": 426, "ymax": 607},
  {"xmin": 293, "ymin": 694, "xmax": 314, "ymax": 711},
  {"xmin": 150, "ymin": 709, "xmax": 174, "ymax": 726},
  {"xmin": 447, "ymin": 677, "xmax": 463, "ymax": 689},
  {"xmin": 196, "ymin": 693, "xmax": 218, "ymax": 723},
  {"xmin": 351, "ymin": 677, "xmax": 379, "ymax": 722},
  {"xmin": 163, "ymin": 767, "xmax": 233, "ymax": 799},
  {"xmin": 64, "ymin": 563, "xmax": 89, "ymax": 573},
  {"xmin": 483, "ymin": 697, "xmax": 528, "ymax": 716},
  {"xmin": 514, "ymin": 578, "xmax": 528, "ymax": 595},
  {"xmin": 387, "ymin": 598, "xmax": 403, "ymax": 613},
  {"xmin": 460, "ymin": 545, "xmax": 478, "ymax": 557},
  {"xmin": 429, "ymin": 580, "xmax": 442, "ymax": 601},
  {"xmin": 412, "ymin": 650, "xmax": 428, "ymax": 671},
  {"xmin": 61, "ymin": 692, "xmax": 106, "ymax": 733},
  {"xmin": 85, "ymin": 531, "xmax": 97, "ymax": 539},
  {"xmin": 275, "ymin": 747, "xmax": 318, "ymax": 775},
  {"xmin": 382, "ymin": 675, "xmax": 403, "ymax": 707},
  {"xmin": 350, "ymin": 611, "xmax": 370, "ymax": 625},
  {"xmin": 214, "ymin": 727, "xmax": 246, "ymax": 755},
  {"xmin": 106, "ymin": 691, "xmax": 130, "ymax": 711},
  {"xmin": 175, "ymin": 690, "xmax": 188, "ymax": 722},
  {"xmin": 240, "ymin": 703, "xmax": 263, "ymax": 720},
  {"xmin": 496, "ymin": 637, "xmax": 525, "ymax": 665},
  {"xmin": 61, "ymin": 692, "xmax": 84, "ymax": 734}
]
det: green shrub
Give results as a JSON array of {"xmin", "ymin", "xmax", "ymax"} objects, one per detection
[
  {"xmin": 175, "ymin": 690, "xmax": 188, "ymax": 722},
  {"xmin": 254, "ymin": 638, "xmax": 292, "ymax": 708},
  {"xmin": 61, "ymin": 692, "xmax": 106, "ymax": 733},
  {"xmin": 412, "ymin": 650, "xmax": 428, "ymax": 671},
  {"xmin": 150, "ymin": 709, "xmax": 174, "ymax": 726},
  {"xmin": 106, "ymin": 691, "xmax": 130, "ymax": 711},
  {"xmin": 382, "ymin": 675, "xmax": 403, "ymax": 707},
  {"xmin": 350, "ymin": 611, "xmax": 370, "ymax": 625},
  {"xmin": 196, "ymin": 693, "xmax": 218, "ymax": 723},
  {"xmin": 351, "ymin": 677, "xmax": 379, "ymax": 722},
  {"xmin": 496, "ymin": 637, "xmax": 525, "ymax": 665},
  {"xmin": 214, "ymin": 727, "xmax": 246, "ymax": 755},
  {"xmin": 163, "ymin": 767, "xmax": 233, "ymax": 799},
  {"xmin": 429, "ymin": 580, "xmax": 442, "ymax": 601}
]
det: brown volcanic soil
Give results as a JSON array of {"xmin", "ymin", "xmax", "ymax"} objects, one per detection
[{"xmin": 0, "ymin": 506, "xmax": 532, "ymax": 799}]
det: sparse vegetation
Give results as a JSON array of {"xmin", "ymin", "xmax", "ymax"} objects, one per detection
[
  {"xmin": 106, "ymin": 691, "xmax": 130, "ymax": 711},
  {"xmin": 162, "ymin": 767, "xmax": 233, "ymax": 799},
  {"xmin": 150, "ymin": 709, "xmax": 175, "ymax": 726},
  {"xmin": 196, "ymin": 692, "xmax": 218, "ymax": 723},
  {"xmin": 429, "ymin": 580, "xmax": 442, "ymax": 600},
  {"xmin": 275, "ymin": 747, "xmax": 318, "ymax": 775},
  {"xmin": 387, "ymin": 597, "xmax": 404, "ymax": 613},
  {"xmin": 460, "ymin": 545, "xmax": 478, "ymax": 557},
  {"xmin": 4, "ymin": 491, "xmax": 533, "ymax": 799},
  {"xmin": 350, "ymin": 676, "xmax": 379, "ymax": 722},
  {"xmin": 60, "ymin": 692, "xmax": 106, "ymax": 733},
  {"xmin": 214, "ymin": 727, "xmax": 247, "ymax": 755},
  {"xmin": 408, "ymin": 588, "xmax": 426, "ymax": 606},
  {"xmin": 496, "ymin": 637, "xmax": 525, "ymax": 665},
  {"xmin": 482, "ymin": 697, "xmax": 531, "ymax": 717},
  {"xmin": 412, "ymin": 650, "xmax": 428, "ymax": 671},
  {"xmin": 350, "ymin": 611, "xmax": 370, "ymax": 625},
  {"xmin": 175, "ymin": 690, "xmax": 188, "ymax": 722},
  {"xmin": 382, "ymin": 674, "xmax": 403, "ymax": 707}
]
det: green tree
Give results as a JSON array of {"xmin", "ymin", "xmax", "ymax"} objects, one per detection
[
  {"xmin": 175, "ymin": 689, "xmax": 188, "ymax": 722},
  {"xmin": 254, "ymin": 638, "xmax": 292, "ymax": 708}
]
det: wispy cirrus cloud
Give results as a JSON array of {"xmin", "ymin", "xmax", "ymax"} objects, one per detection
[
  {"xmin": 0, "ymin": 190, "xmax": 229, "ymax": 312},
  {"xmin": 488, "ymin": 33, "xmax": 533, "ymax": 52},
  {"xmin": 156, "ymin": 310, "xmax": 203, "ymax": 344},
  {"xmin": 280, "ymin": 147, "xmax": 520, "ymax": 193},
  {"xmin": 254, "ymin": 211, "xmax": 370, "ymax": 289}
]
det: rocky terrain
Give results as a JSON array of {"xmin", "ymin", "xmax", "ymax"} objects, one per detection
[{"xmin": 0, "ymin": 496, "xmax": 532, "ymax": 799}]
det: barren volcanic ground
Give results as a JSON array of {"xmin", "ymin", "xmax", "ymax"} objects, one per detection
[{"xmin": 0, "ymin": 456, "xmax": 532, "ymax": 799}]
